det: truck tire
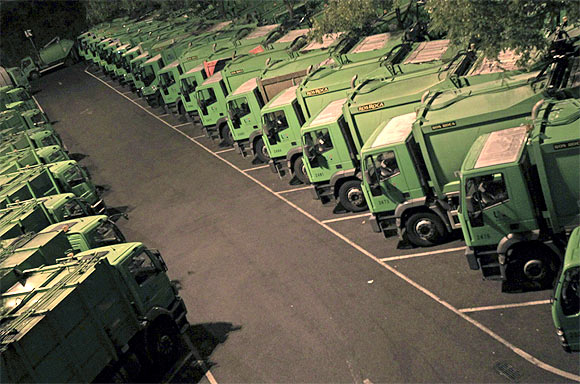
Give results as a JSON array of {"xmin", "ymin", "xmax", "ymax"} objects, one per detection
[
  {"xmin": 30, "ymin": 70, "xmax": 40, "ymax": 80},
  {"xmin": 255, "ymin": 137, "xmax": 270, "ymax": 163},
  {"xmin": 338, "ymin": 180, "xmax": 368, "ymax": 212},
  {"xmin": 147, "ymin": 319, "xmax": 179, "ymax": 370},
  {"xmin": 405, "ymin": 212, "xmax": 446, "ymax": 247},
  {"xmin": 292, "ymin": 156, "xmax": 310, "ymax": 184},
  {"xmin": 220, "ymin": 124, "xmax": 233, "ymax": 146},
  {"xmin": 506, "ymin": 245, "xmax": 559, "ymax": 288}
]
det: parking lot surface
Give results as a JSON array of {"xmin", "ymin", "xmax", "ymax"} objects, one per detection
[{"xmin": 35, "ymin": 65, "xmax": 579, "ymax": 383}]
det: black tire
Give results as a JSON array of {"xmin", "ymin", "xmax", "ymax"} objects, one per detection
[
  {"xmin": 506, "ymin": 245, "xmax": 559, "ymax": 288},
  {"xmin": 221, "ymin": 124, "xmax": 233, "ymax": 146},
  {"xmin": 255, "ymin": 137, "xmax": 270, "ymax": 163},
  {"xmin": 292, "ymin": 155, "xmax": 310, "ymax": 184},
  {"xmin": 404, "ymin": 212, "xmax": 446, "ymax": 247},
  {"xmin": 146, "ymin": 320, "xmax": 179, "ymax": 371},
  {"xmin": 338, "ymin": 180, "xmax": 368, "ymax": 212},
  {"xmin": 29, "ymin": 70, "xmax": 40, "ymax": 80}
]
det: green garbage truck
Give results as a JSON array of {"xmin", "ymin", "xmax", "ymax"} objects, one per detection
[
  {"xmin": 0, "ymin": 242, "xmax": 189, "ymax": 383},
  {"xmin": 459, "ymin": 97, "xmax": 579, "ymax": 287},
  {"xmin": 0, "ymin": 194, "xmax": 95, "ymax": 240},
  {"xmin": 552, "ymin": 226, "xmax": 579, "ymax": 352},
  {"xmin": 0, "ymin": 146, "xmax": 69, "ymax": 175},
  {"xmin": 20, "ymin": 35, "xmax": 78, "ymax": 80}
]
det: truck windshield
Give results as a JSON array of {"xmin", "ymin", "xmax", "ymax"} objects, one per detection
[
  {"xmin": 63, "ymin": 199, "xmax": 86, "ymax": 219},
  {"xmin": 365, "ymin": 150, "xmax": 400, "ymax": 183},
  {"xmin": 181, "ymin": 78, "xmax": 197, "ymax": 102},
  {"xmin": 159, "ymin": 72, "xmax": 175, "ymax": 88},
  {"xmin": 94, "ymin": 221, "xmax": 124, "ymax": 246},
  {"xmin": 197, "ymin": 88, "xmax": 217, "ymax": 106},
  {"xmin": 228, "ymin": 97, "xmax": 251, "ymax": 127},
  {"xmin": 465, "ymin": 173, "xmax": 509, "ymax": 212},
  {"xmin": 63, "ymin": 166, "xmax": 85, "ymax": 187},
  {"xmin": 305, "ymin": 128, "xmax": 333, "ymax": 155},
  {"xmin": 263, "ymin": 110, "xmax": 288, "ymax": 132},
  {"xmin": 127, "ymin": 250, "xmax": 158, "ymax": 285},
  {"xmin": 40, "ymin": 135, "xmax": 58, "ymax": 147},
  {"xmin": 560, "ymin": 266, "xmax": 579, "ymax": 316},
  {"xmin": 142, "ymin": 65, "xmax": 156, "ymax": 87}
]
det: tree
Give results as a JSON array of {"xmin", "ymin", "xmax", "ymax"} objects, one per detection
[
  {"xmin": 426, "ymin": 0, "xmax": 579, "ymax": 63},
  {"xmin": 310, "ymin": 0, "xmax": 395, "ymax": 41}
]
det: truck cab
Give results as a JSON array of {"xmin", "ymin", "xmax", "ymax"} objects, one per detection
[
  {"xmin": 552, "ymin": 226, "xmax": 580, "ymax": 352},
  {"xmin": 460, "ymin": 98, "xmax": 580, "ymax": 286}
]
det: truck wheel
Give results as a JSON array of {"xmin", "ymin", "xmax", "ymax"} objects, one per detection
[
  {"xmin": 338, "ymin": 180, "xmax": 368, "ymax": 212},
  {"xmin": 255, "ymin": 137, "xmax": 270, "ymax": 163},
  {"xmin": 30, "ymin": 70, "xmax": 40, "ymax": 80},
  {"xmin": 292, "ymin": 156, "xmax": 310, "ymax": 184},
  {"xmin": 506, "ymin": 245, "xmax": 559, "ymax": 288},
  {"xmin": 405, "ymin": 212, "xmax": 446, "ymax": 247},
  {"xmin": 220, "ymin": 125, "xmax": 233, "ymax": 146},
  {"xmin": 147, "ymin": 320, "xmax": 179, "ymax": 370}
]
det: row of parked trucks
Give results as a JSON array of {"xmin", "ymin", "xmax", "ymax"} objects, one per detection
[
  {"xmin": 79, "ymin": 0, "xmax": 578, "ymax": 356},
  {"xmin": 0, "ymin": 62, "xmax": 189, "ymax": 381}
]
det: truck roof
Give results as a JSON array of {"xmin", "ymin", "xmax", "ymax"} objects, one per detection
[
  {"xmin": 268, "ymin": 85, "xmax": 299, "ymax": 109},
  {"xmin": 474, "ymin": 126, "xmax": 529, "ymax": 169},
  {"xmin": 231, "ymin": 77, "xmax": 258, "ymax": 96},
  {"xmin": 143, "ymin": 54, "xmax": 162, "ymax": 65},
  {"xmin": 184, "ymin": 63, "xmax": 205, "ymax": 75},
  {"xmin": 349, "ymin": 33, "xmax": 392, "ymax": 54},
  {"xmin": 244, "ymin": 24, "xmax": 280, "ymax": 40},
  {"xmin": 306, "ymin": 98, "xmax": 347, "ymax": 128},
  {"xmin": 300, "ymin": 58, "xmax": 381, "ymax": 94},
  {"xmin": 42, "ymin": 215, "xmax": 105, "ymax": 234},
  {"xmin": 160, "ymin": 59, "xmax": 181, "ymax": 72},
  {"xmin": 275, "ymin": 28, "xmax": 310, "ymax": 43},
  {"xmin": 201, "ymin": 71, "xmax": 223, "ymax": 86},
  {"xmin": 468, "ymin": 49, "xmax": 522, "ymax": 76},
  {"xmin": 403, "ymin": 40, "xmax": 451, "ymax": 64},
  {"xmin": 207, "ymin": 21, "xmax": 233, "ymax": 32},
  {"xmin": 301, "ymin": 33, "xmax": 343, "ymax": 52},
  {"xmin": 367, "ymin": 112, "xmax": 416, "ymax": 150}
]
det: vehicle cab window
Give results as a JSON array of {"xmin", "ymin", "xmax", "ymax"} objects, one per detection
[{"xmin": 127, "ymin": 250, "xmax": 158, "ymax": 285}]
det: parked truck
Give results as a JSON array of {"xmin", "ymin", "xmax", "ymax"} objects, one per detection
[
  {"xmin": 0, "ymin": 194, "xmax": 95, "ymax": 240},
  {"xmin": 0, "ymin": 109, "xmax": 50, "ymax": 135},
  {"xmin": 0, "ymin": 145, "xmax": 69, "ymax": 175},
  {"xmin": 358, "ymin": 47, "xmax": 577, "ymax": 246},
  {"xmin": 552, "ymin": 226, "xmax": 579, "ymax": 352},
  {"xmin": 0, "ymin": 129, "xmax": 63, "ymax": 155},
  {"xmin": 459, "ymin": 97, "xmax": 579, "ymax": 288},
  {"xmin": 20, "ymin": 35, "xmax": 78, "ymax": 80},
  {"xmin": 0, "ymin": 242, "xmax": 188, "ymax": 383},
  {"xmin": 0, "ymin": 161, "xmax": 104, "ymax": 214}
]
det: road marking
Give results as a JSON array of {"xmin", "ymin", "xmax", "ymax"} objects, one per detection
[
  {"xmin": 31, "ymin": 95, "xmax": 46, "ymax": 114},
  {"xmin": 277, "ymin": 185, "xmax": 312, "ymax": 194},
  {"xmin": 121, "ymin": 90, "xmax": 133, "ymax": 94},
  {"xmin": 85, "ymin": 68, "xmax": 580, "ymax": 382},
  {"xmin": 173, "ymin": 122, "xmax": 191, "ymax": 128},
  {"xmin": 242, "ymin": 164, "xmax": 269, "ymax": 171},
  {"xmin": 214, "ymin": 148, "xmax": 235, "ymax": 154},
  {"xmin": 192, "ymin": 135, "xmax": 206, "ymax": 139},
  {"xmin": 322, "ymin": 213, "xmax": 371, "ymax": 224},
  {"xmin": 380, "ymin": 246, "xmax": 466, "ymax": 262},
  {"xmin": 459, "ymin": 300, "xmax": 551, "ymax": 313},
  {"xmin": 158, "ymin": 113, "xmax": 169, "ymax": 117}
]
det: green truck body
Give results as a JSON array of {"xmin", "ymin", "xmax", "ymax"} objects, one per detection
[
  {"xmin": 0, "ymin": 108, "xmax": 50, "ymax": 135},
  {"xmin": 0, "ymin": 145, "xmax": 69, "ymax": 175},
  {"xmin": 552, "ymin": 226, "xmax": 579, "ymax": 352},
  {"xmin": 0, "ymin": 161, "xmax": 104, "ymax": 213},
  {"xmin": 0, "ymin": 129, "xmax": 63, "ymax": 155},
  {"xmin": 459, "ymin": 97, "xmax": 579, "ymax": 287},
  {"xmin": 20, "ymin": 36, "xmax": 77, "ymax": 80},
  {"xmin": 0, "ymin": 242, "xmax": 188, "ymax": 383},
  {"xmin": 0, "ymin": 194, "xmax": 94, "ymax": 240}
]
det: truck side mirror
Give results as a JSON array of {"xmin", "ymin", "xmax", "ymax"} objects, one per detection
[{"xmin": 149, "ymin": 248, "xmax": 168, "ymax": 271}]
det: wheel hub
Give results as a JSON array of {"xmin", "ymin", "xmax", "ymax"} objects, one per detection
[
  {"xmin": 523, "ymin": 259, "xmax": 546, "ymax": 281},
  {"xmin": 347, "ymin": 187, "xmax": 364, "ymax": 206},
  {"xmin": 415, "ymin": 219, "xmax": 436, "ymax": 240},
  {"xmin": 157, "ymin": 334, "xmax": 174, "ymax": 356},
  {"xmin": 261, "ymin": 144, "xmax": 269, "ymax": 159}
]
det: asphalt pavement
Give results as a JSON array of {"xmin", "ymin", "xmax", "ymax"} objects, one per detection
[{"xmin": 34, "ymin": 64, "xmax": 579, "ymax": 383}]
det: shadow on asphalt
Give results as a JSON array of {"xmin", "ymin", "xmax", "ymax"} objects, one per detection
[
  {"xmin": 69, "ymin": 152, "xmax": 88, "ymax": 162},
  {"xmin": 167, "ymin": 322, "xmax": 242, "ymax": 383}
]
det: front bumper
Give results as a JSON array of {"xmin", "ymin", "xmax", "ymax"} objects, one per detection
[{"xmin": 233, "ymin": 139, "xmax": 250, "ymax": 157}]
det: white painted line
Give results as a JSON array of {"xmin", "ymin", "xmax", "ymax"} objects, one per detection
[
  {"xmin": 277, "ymin": 185, "xmax": 312, "ymax": 194},
  {"xmin": 173, "ymin": 122, "xmax": 191, "ymax": 128},
  {"xmin": 322, "ymin": 213, "xmax": 371, "ymax": 224},
  {"xmin": 380, "ymin": 246, "xmax": 467, "ymax": 262},
  {"xmin": 192, "ymin": 135, "xmax": 206, "ymax": 139},
  {"xmin": 459, "ymin": 300, "xmax": 551, "ymax": 313},
  {"xmin": 214, "ymin": 148, "xmax": 235, "ymax": 154},
  {"xmin": 242, "ymin": 164, "xmax": 269, "ymax": 171},
  {"xmin": 31, "ymin": 95, "xmax": 45, "ymax": 114},
  {"xmin": 85, "ymin": 68, "xmax": 580, "ymax": 383}
]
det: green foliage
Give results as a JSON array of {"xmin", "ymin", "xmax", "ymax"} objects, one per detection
[
  {"xmin": 426, "ymin": 0, "xmax": 579, "ymax": 62},
  {"xmin": 310, "ymin": 0, "xmax": 395, "ymax": 41}
]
